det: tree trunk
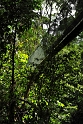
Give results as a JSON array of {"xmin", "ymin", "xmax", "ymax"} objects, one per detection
[{"xmin": 9, "ymin": 24, "xmax": 17, "ymax": 123}]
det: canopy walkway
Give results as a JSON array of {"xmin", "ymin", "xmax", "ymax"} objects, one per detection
[{"xmin": 28, "ymin": 9, "xmax": 83, "ymax": 70}]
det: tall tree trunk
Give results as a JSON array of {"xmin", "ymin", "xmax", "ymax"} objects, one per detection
[{"xmin": 9, "ymin": 24, "xmax": 17, "ymax": 123}]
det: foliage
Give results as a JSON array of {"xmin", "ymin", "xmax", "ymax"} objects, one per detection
[
  {"xmin": 0, "ymin": 0, "xmax": 83, "ymax": 124},
  {"xmin": 0, "ymin": 0, "xmax": 43, "ymax": 57},
  {"xmin": 1, "ymin": 32, "xmax": 83, "ymax": 123}
]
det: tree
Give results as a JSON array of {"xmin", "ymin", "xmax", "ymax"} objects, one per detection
[
  {"xmin": 0, "ymin": 0, "xmax": 43, "ymax": 56},
  {"xmin": 0, "ymin": 0, "xmax": 43, "ymax": 123},
  {"xmin": 0, "ymin": 0, "xmax": 83, "ymax": 124}
]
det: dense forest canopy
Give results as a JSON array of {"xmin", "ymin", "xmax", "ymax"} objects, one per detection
[{"xmin": 0, "ymin": 0, "xmax": 83, "ymax": 124}]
